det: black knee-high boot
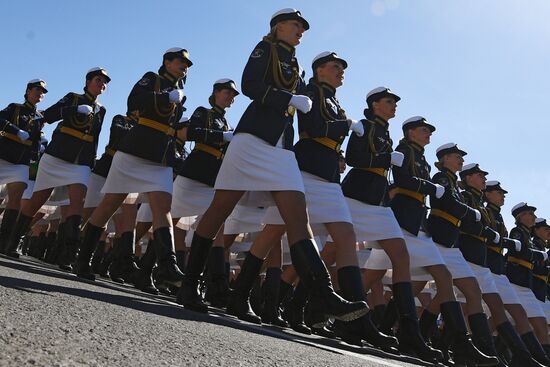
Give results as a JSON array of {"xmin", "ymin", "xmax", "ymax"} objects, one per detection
[
  {"xmin": 521, "ymin": 331, "xmax": 550, "ymax": 366},
  {"xmin": 393, "ymin": 282, "xmax": 444, "ymax": 363},
  {"xmin": 204, "ymin": 246, "xmax": 230, "ymax": 308},
  {"xmin": 441, "ymin": 302, "xmax": 500, "ymax": 366},
  {"xmin": 42, "ymin": 231, "xmax": 57, "ymax": 261},
  {"xmin": 90, "ymin": 240, "xmax": 106, "ymax": 274},
  {"xmin": 4, "ymin": 213, "xmax": 33, "ymax": 258},
  {"xmin": 98, "ymin": 239, "xmax": 116, "ymax": 278},
  {"xmin": 0, "ymin": 208, "xmax": 18, "ymax": 253},
  {"xmin": 468, "ymin": 313, "xmax": 501, "ymax": 361},
  {"xmin": 419, "ymin": 309, "xmax": 439, "ymax": 343},
  {"xmin": 335, "ymin": 266, "xmax": 398, "ymax": 349},
  {"xmin": 73, "ymin": 223, "xmax": 104, "ymax": 280},
  {"xmin": 24, "ymin": 235, "xmax": 36, "ymax": 257},
  {"xmin": 35, "ymin": 232, "xmax": 48, "ymax": 259},
  {"xmin": 226, "ymin": 252, "xmax": 263, "ymax": 324},
  {"xmin": 371, "ymin": 304, "xmax": 387, "ymax": 329},
  {"xmin": 289, "ymin": 239, "xmax": 368, "ymax": 323},
  {"xmin": 282, "ymin": 281, "xmax": 311, "ymax": 334},
  {"xmin": 109, "ymin": 231, "xmax": 138, "ymax": 283},
  {"xmin": 378, "ymin": 298, "xmax": 399, "ymax": 335},
  {"xmin": 133, "ymin": 238, "xmax": 159, "ymax": 294},
  {"xmin": 260, "ymin": 267, "xmax": 287, "ymax": 327},
  {"xmin": 57, "ymin": 215, "xmax": 82, "ymax": 271},
  {"xmin": 497, "ymin": 322, "xmax": 543, "ymax": 366},
  {"xmin": 152, "ymin": 227, "xmax": 184, "ymax": 288},
  {"xmin": 177, "ymin": 233, "xmax": 213, "ymax": 312},
  {"xmin": 45, "ymin": 225, "xmax": 64, "ymax": 264}
]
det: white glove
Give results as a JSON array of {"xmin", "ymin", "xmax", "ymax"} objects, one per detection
[
  {"xmin": 77, "ymin": 105, "xmax": 93, "ymax": 115},
  {"xmin": 39, "ymin": 144, "xmax": 45, "ymax": 153},
  {"xmin": 348, "ymin": 119, "xmax": 364, "ymax": 137},
  {"xmin": 289, "ymin": 95, "xmax": 313, "ymax": 114},
  {"xmin": 545, "ymin": 252, "xmax": 549, "ymax": 262},
  {"xmin": 223, "ymin": 131, "xmax": 233, "ymax": 142},
  {"xmin": 473, "ymin": 209, "xmax": 481, "ymax": 222},
  {"xmin": 434, "ymin": 184, "xmax": 445, "ymax": 199},
  {"xmin": 169, "ymin": 89, "xmax": 185, "ymax": 103},
  {"xmin": 511, "ymin": 239, "xmax": 521, "ymax": 252},
  {"xmin": 16, "ymin": 129, "xmax": 30, "ymax": 141},
  {"xmin": 390, "ymin": 151, "xmax": 404, "ymax": 167},
  {"xmin": 493, "ymin": 232, "xmax": 500, "ymax": 244}
]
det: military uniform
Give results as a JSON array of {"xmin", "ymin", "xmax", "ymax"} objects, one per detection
[
  {"xmin": 457, "ymin": 164, "xmax": 502, "ymax": 294},
  {"xmin": 172, "ymin": 79, "xmax": 238, "ymax": 223},
  {"xmin": 427, "ymin": 144, "xmax": 478, "ymax": 279},
  {"xmin": 506, "ymin": 203, "xmax": 547, "ymax": 318},
  {"xmin": 367, "ymin": 117, "xmax": 446, "ymax": 279},
  {"xmin": 531, "ymin": 222, "xmax": 550, "ymax": 303},
  {"xmin": 83, "ymin": 114, "xmax": 136, "ymax": 209},
  {"xmin": 263, "ymin": 53, "xmax": 353, "ymax": 231},
  {"xmin": 76, "ymin": 49, "xmax": 190, "ymax": 284},
  {"xmin": 212, "ymin": 27, "xmax": 308, "ymax": 206},
  {"xmin": 0, "ymin": 79, "xmax": 47, "ymax": 253},
  {"xmin": 341, "ymin": 88, "xmax": 404, "ymax": 248},
  {"xmin": 484, "ymin": 181, "xmax": 523, "ymax": 305}
]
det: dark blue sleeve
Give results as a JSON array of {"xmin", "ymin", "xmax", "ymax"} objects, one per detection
[{"xmin": 241, "ymin": 41, "xmax": 293, "ymax": 111}]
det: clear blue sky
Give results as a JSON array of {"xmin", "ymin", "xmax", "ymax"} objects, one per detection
[{"xmin": 2, "ymin": 0, "xmax": 549, "ymax": 228}]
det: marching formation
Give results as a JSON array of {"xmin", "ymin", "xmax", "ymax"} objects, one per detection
[{"xmin": 2, "ymin": 8, "xmax": 550, "ymax": 367}]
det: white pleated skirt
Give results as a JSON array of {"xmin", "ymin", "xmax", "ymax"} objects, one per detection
[
  {"xmin": 22, "ymin": 180, "xmax": 34, "ymax": 199},
  {"xmin": 263, "ymin": 171, "xmax": 352, "ymax": 228},
  {"xmin": 468, "ymin": 262, "xmax": 498, "ymax": 294},
  {"xmin": 215, "ymin": 133, "xmax": 304, "ymax": 208},
  {"xmin": 492, "ymin": 273, "xmax": 521, "ymax": 305},
  {"xmin": 171, "ymin": 176, "xmax": 214, "ymax": 218},
  {"xmin": 510, "ymin": 283, "xmax": 546, "ymax": 318},
  {"xmin": 102, "ymin": 151, "xmax": 172, "ymax": 194},
  {"xmin": 83, "ymin": 173, "xmax": 106, "ymax": 208},
  {"xmin": 0, "ymin": 158, "xmax": 28, "ymax": 185},
  {"xmin": 436, "ymin": 245, "xmax": 476, "ymax": 279},
  {"xmin": 542, "ymin": 301, "xmax": 550, "ymax": 324},
  {"xmin": 33, "ymin": 154, "xmax": 91, "ymax": 192},
  {"xmin": 357, "ymin": 248, "xmax": 372, "ymax": 269},
  {"xmin": 346, "ymin": 197, "xmax": 403, "ymax": 248},
  {"xmin": 365, "ymin": 230, "xmax": 445, "ymax": 270},
  {"xmin": 136, "ymin": 203, "xmax": 153, "ymax": 223},
  {"xmin": 224, "ymin": 205, "xmax": 266, "ymax": 235}
]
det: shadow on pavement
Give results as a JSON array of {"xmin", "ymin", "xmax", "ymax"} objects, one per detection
[{"xmin": 0, "ymin": 256, "xmax": 430, "ymax": 366}]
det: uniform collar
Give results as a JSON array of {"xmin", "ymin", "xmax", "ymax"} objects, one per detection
[
  {"xmin": 371, "ymin": 114, "xmax": 389, "ymax": 129},
  {"xmin": 519, "ymin": 223, "xmax": 532, "ymax": 234},
  {"xmin": 440, "ymin": 167, "xmax": 458, "ymax": 183},
  {"xmin": 211, "ymin": 104, "xmax": 226, "ymax": 116},
  {"xmin": 407, "ymin": 139, "xmax": 424, "ymax": 154},
  {"xmin": 487, "ymin": 202, "xmax": 501, "ymax": 213},
  {"xmin": 311, "ymin": 79, "xmax": 336, "ymax": 96},
  {"xmin": 275, "ymin": 40, "xmax": 295, "ymax": 55},
  {"xmin": 23, "ymin": 99, "xmax": 36, "ymax": 111},
  {"xmin": 465, "ymin": 185, "xmax": 483, "ymax": 201},
  {"xmin": 160, "ymin": 70, "xmax": 180, "ymax": 87},
  {"xmin": 84, "ymin": 91, "xmax": 97, "ymax": 103}
]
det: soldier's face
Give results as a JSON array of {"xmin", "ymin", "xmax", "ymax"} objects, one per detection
[
  {"xmin": 407, "ymin": 126, "xmax": 432, "ymax": 147},
  {"xmin": 165, "ymin": 58, "xmax": 189, "ymax": 79},
  {"xmin": 535, "ymin": 226, "xmax": 550, "ymax": 241},
  {"xmin": 26, "ymin": 86, "xmax": 45, "ymax": 105},
  {"xmin": 214, "ymin": 88, "xmax": 237, "ymax": 109},
  {"xmin": 373, "ymin": 97, "xmax": 397, "ymax": 120},
  {"xmin": 316, "ymin": 61, "xmax": 345, "ymax": 88},
  {"xmin": 519, "ymin": 211, "xmax": 536, "ymax": 227},
  {"xmin": 86, "ymin": 75, "xmax": 107, "ymax": 97},
  {"xmin": 276, "ymin": 20, "xmax": 305, "ymax": 46},
  {"xmin": 443, "ymin": 153, "xmax": 463, "ymax": 172},
  {"xmin": 485, "ymin": 190, "xmax": 505, "ymax": 207},
  {"xmin": 466, "ymin": 172, "xmax": 487, "ymax": 190}
]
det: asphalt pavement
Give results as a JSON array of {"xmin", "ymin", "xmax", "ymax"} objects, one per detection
[{"xmin": 0, "ymin": 255, "xmax": 425, "ymax": 367}]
